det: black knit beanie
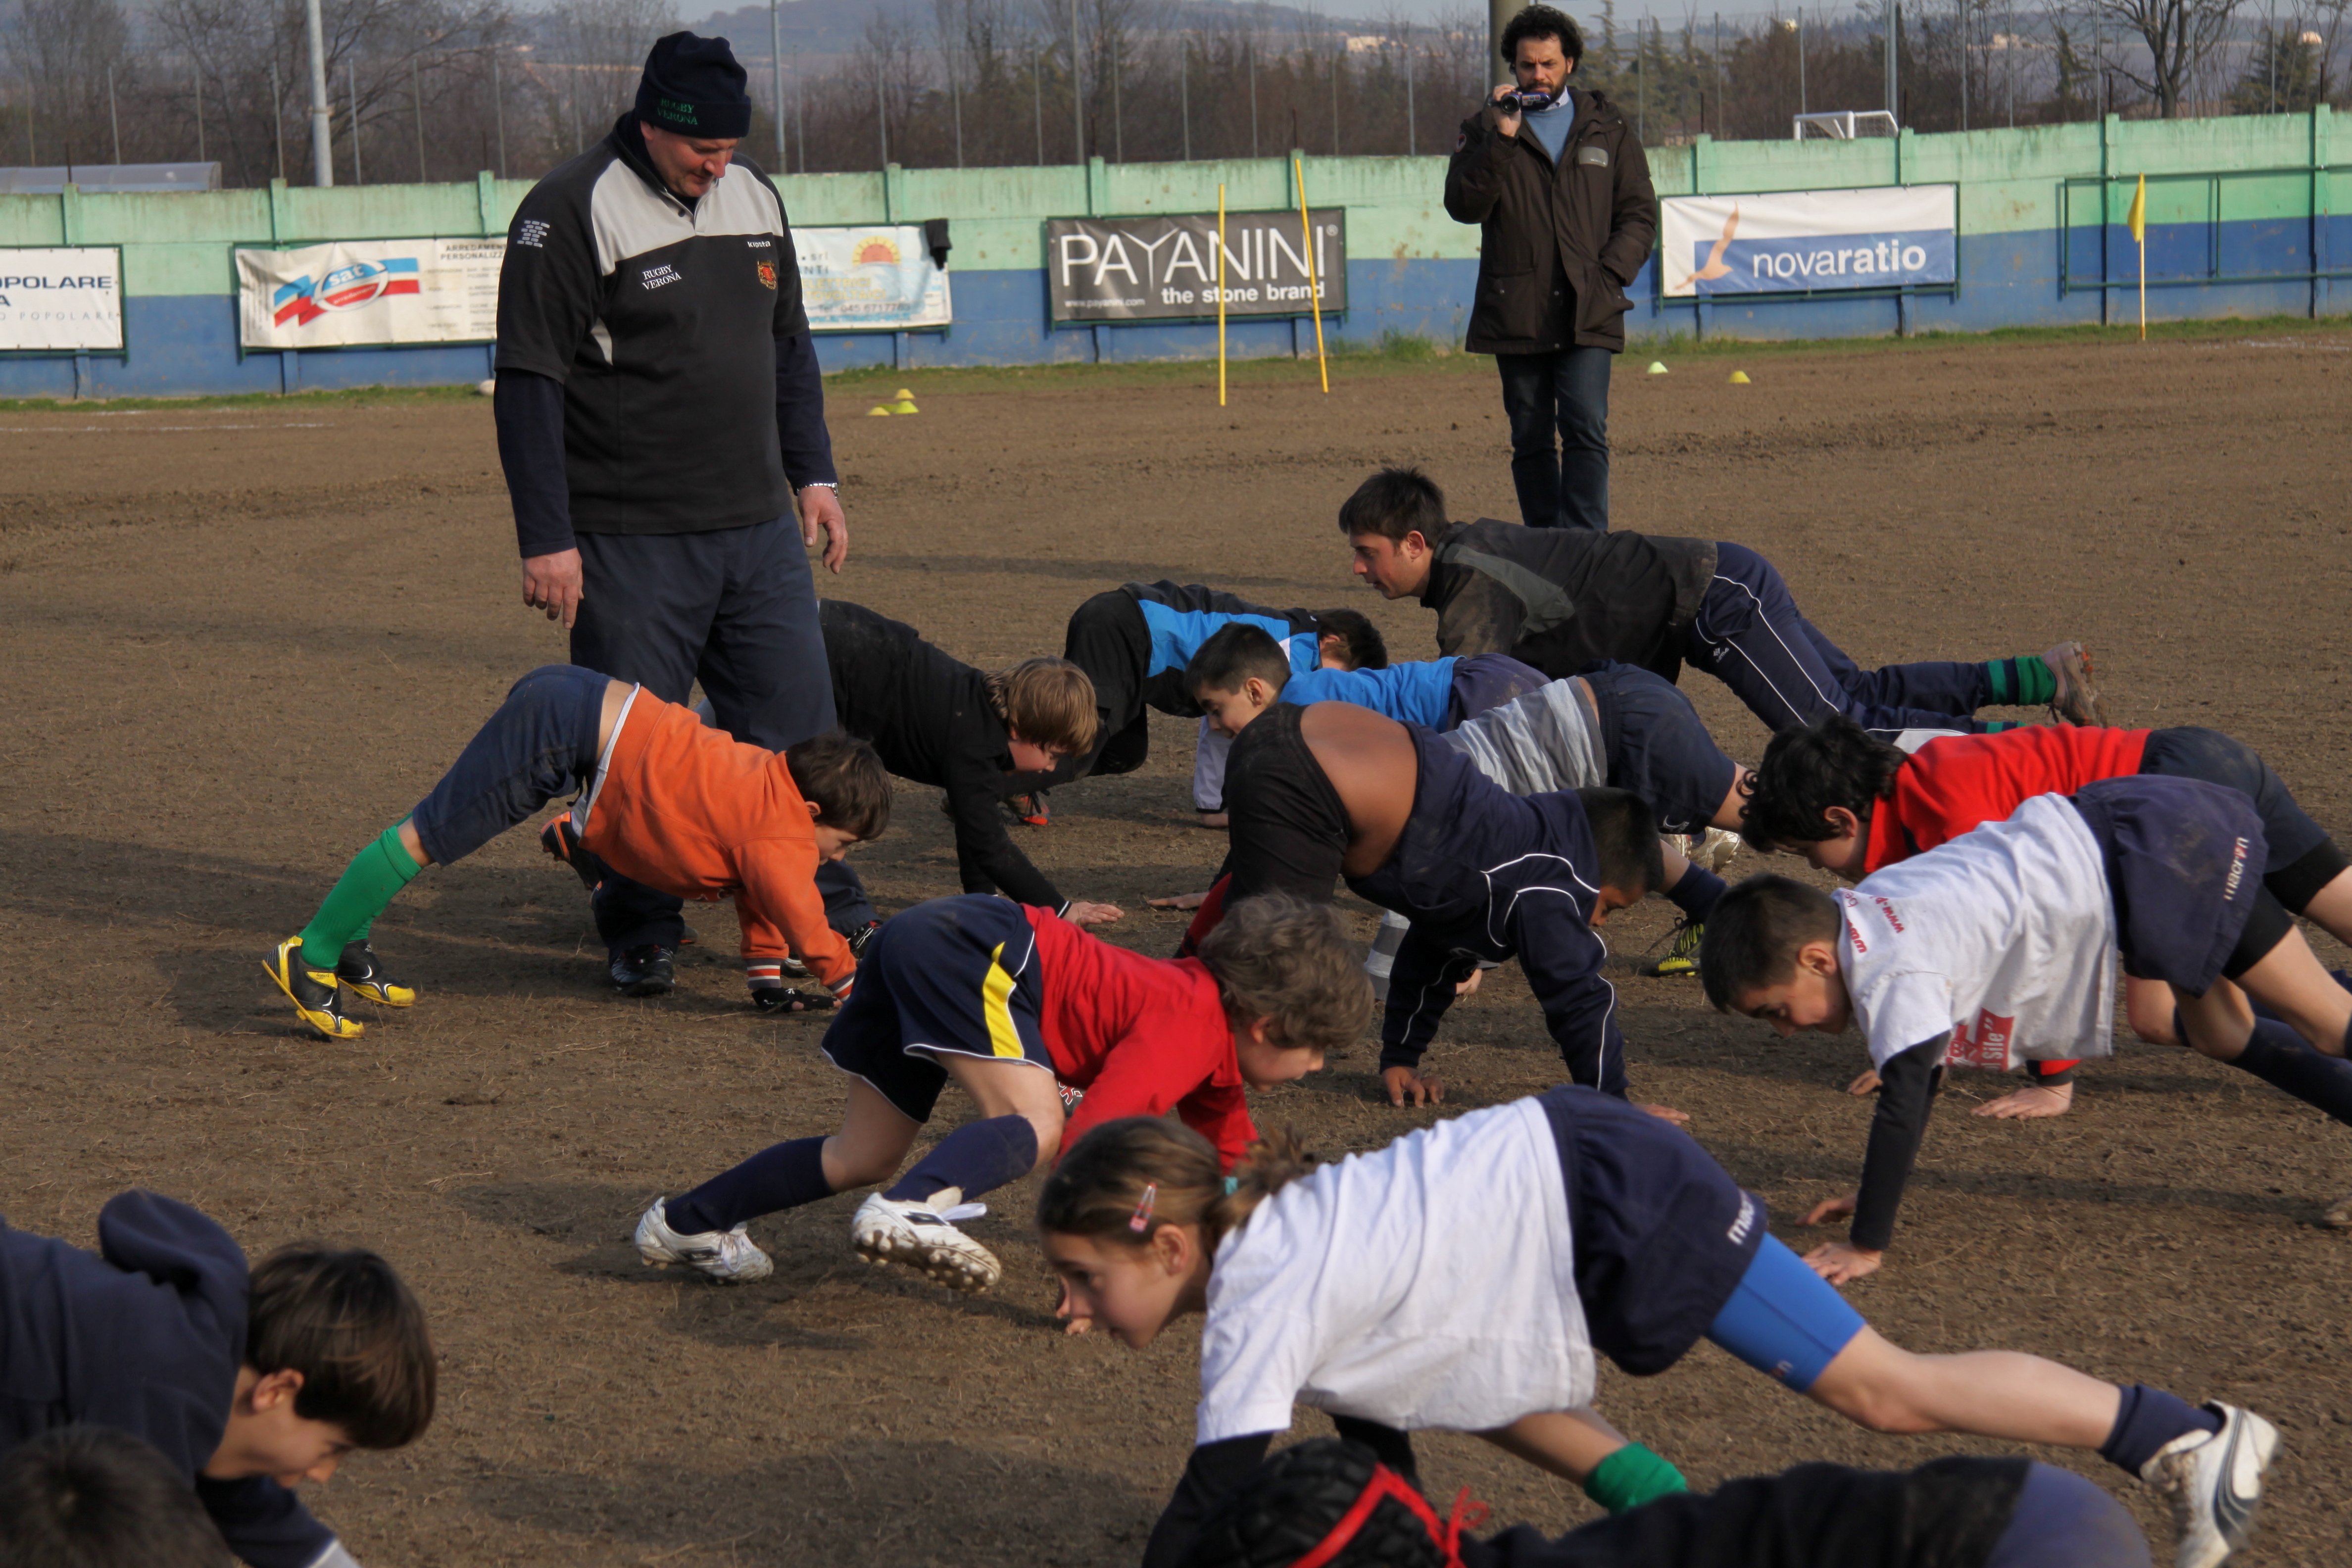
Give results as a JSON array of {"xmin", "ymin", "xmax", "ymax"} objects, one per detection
[{"xmin": 635, "ymin": 32, "xmax": 752, "ymax": 140}]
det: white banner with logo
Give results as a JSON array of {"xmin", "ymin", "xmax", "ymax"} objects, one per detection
[
  {"xmin": 236, "ymin": 238, "xmax": 505, "ymax": 349},
  {"xmin": 795, "ymin": 225, "xmax": 951, "ymax": 331},
  {"xmin": 0, "ymin": 247, "xmax": 124, "ymax": 350},
  {"xmin": 1660, "ymin": 186, "xmax": 1957, "ymax": 297}
]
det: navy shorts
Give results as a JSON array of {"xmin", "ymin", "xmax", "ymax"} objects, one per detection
[
  {"xmin": 2070, "ymin": 776, "xmax": 2293, "ymax": 993},
  {"xmin": 409, "ymin": 665, "xmax": 607, "ymax": 867},
  {"xmin": 1445, "ymin": 654, "xmax": 1551, "ymax": 728},
  {"xmin": 819, "ymin": 895, "xmax": 1054, "ymax": 1124},
  {"xmin": 1581, "ymin": 660, "xmax": 1741, "ymax": 836},
  {"xmin": 1539, "ymin": 1085, "xmax": 1766, "ymax": 1376},
  {"xmin": 2141, "ymin": 727, "xmax": 2348, "ymax": 911}
]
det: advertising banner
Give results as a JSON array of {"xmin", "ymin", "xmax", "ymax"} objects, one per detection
[
  {"xmin": 1659, "ymin": 186, "xmax": 1957, "ymax": 297},
  {"xmin": 237, "ymin": 238, "xmax": 504, "ymax": 349},
  {"xmin": 1045, "ymin": 208, "xmax": 1346, "ymax": 323},
  {"xmin": 795, "ymin": 225, "xmax": 952, "ymax": 331},
  {"xmin": 0, "ymin": 247, "xmax": 123, "ymax": 351}
]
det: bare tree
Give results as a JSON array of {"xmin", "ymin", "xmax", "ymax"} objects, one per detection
[{"xmin": 2080, "ymin": 0, "xmax": 2241, "ymax": 113}]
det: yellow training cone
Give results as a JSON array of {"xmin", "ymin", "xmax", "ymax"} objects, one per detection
[
  {"xmin": 891, "ymin": 399, "xmax": 920, "ymax": 414},
  {"xmin": 1646, "ymin": 361, "xmax": 1668, "ymax": 375},
  {"xmin": 1727, "ymin": 370, "xmax": 1752, "ymax": 384},
  {"xmin": 867, "ymin": 405, "xmax": 892, "ymax": 416},
  {"xmin": 892, "ymin": 388, "xmax": 915, "ymax": 401}
]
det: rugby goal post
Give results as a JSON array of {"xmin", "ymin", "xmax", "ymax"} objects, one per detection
[{"xmin": 1793, "ymin": 110, "xmax": 1899, "ymax": 141}]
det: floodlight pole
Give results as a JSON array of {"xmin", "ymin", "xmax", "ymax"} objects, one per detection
[
  {"xmin": 305, "ymin": 0, "xmax": 334, "ymax": 184},
  {"xmin": 1884, "ymin": 0, "xmax": 1900, "ymax": 119},
  {"xmin": 770, "ymin": 0, "xmax": 784, "ymax": 168},
  {"xmin": 1490, "ymin": 0, "xmax": 1524, "ymax": 85}
]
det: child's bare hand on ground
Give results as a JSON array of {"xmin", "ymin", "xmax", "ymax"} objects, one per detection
[
  {"xmin": 1803, "ymin": 1191, "xmax": 1859, "ymax": 1225},
  {"xmin": 1054, "ymin": 1278, "xmax": 1093, "ymax": 1335},
  {"xmin": 1063, "ymin": 901, "xmax": 1126, "ymax": 926},
  {"xmin": 1383, "ymin": 1066, "xmax": 1445, "ymax": 1107},
  {"xmin": 1146, "ymin": 890, "xmax": 1210, "ymax": 910},
  {"xmin": 1846, "ymin": 1069, "xmax": 1882, "ymax": 1096},
  {"xmin": 1455, "ymin": 968, "xmax": 1485, "ymax": 997},
  {"xmin": 1638, "ymin": 1104, "xmax": 1691, "ymax": 1125},
  {"xmin": 1802, "ymin": 1239, "xmax": 1882, "ymax": 1284},
  {"xmin": 1974, "ymin": 1082, "xmax": 2074, "ymax": 1119}
]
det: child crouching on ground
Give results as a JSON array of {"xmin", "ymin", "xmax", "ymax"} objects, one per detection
[
  {"xmin": 265, "ymin": 664, "xmax": 889, "ymax": 1038},
  {"xmin": 1040, "ymin": 1098, "xmax": 2272, "ymax": 1568},
  {"xmin": 635, "ymin": 892, "xmax": 1371, "ymax": 1292},
  {"xmin": 1702, "ymin": 775, "xmax": 2352, "ymax": 1276}
]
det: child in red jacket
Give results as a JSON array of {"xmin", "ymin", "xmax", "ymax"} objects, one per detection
[
  {"xmin": 635, "ymin": 891, "xmax": 1371, "ymax": 1292},
  {"xmin": 264, "ymin": 665, "xmax": 889, "ymax": 1040}
]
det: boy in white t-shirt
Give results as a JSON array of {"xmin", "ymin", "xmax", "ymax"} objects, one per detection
[
  {"xmin": 1702, "ymin": 774, "xmax": 2352, "ymax": 1287},
  {"xmin": 1037, "ymin": 1090, "xmax": 2275, "ymax": 1568}
]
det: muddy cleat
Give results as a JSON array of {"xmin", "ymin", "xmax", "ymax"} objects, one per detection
[
  {"xmin": 263, "ymin": 936, "xmax": 365, "ymax": 1040},
  {"xmin": 850, "ymin": 1192, "xmax": 1002, "ymax": 1293},
  {"xmin": 1006, "ymin": 790, "xmax": 1050, "ymax": 828},
  {"xmin": 1638, "ymin": 919, "xmax": 1704, "ymax": 980},
  {"xmin": 335, "ymin": 940, "xmax": 416, "ymax": 1007},
  {"xmin": 634, "ymin": 1199, "xmax": 773, "ymax": 1283},
  {"xmin": 2142, "ymin": 1402, "xmax": 2278, "ymax": 1568},
  {"xmin": 609, "ymin": 944, "xmax": 675, "ymax": 997},
  {"xmin": 539, "ymin": 810, "xmax": 607, "ymax": 893},
  {"xmin": 2043, "ymin": 641, "xmax": 2106, "ymax": 727}
]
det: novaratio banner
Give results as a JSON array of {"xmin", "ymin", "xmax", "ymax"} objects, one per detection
[
  {"xmin": 238, "ymin": 238, "xmax": 504, "ymax": 348},
  {"xmin": 1045, "ymin": 208, "xmax": 1347, "ymax": 323},
  {"xmin": 795, "ymin": 225, "xmax": 952, "ymax": 332},
  {"xmin": 1660, "ymin": 186, "xmax": 1957, "ymax": 298},
  {"xmin": 0, "ymin": 247, "xmax": 123, "ymax": 351}
]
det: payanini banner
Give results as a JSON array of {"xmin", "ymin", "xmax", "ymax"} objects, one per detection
[
  {"xmin": 1659, "ymin": 186, "xmax": 1957, "ymax": 297},
  {"xmin": 237, "ymin": 238, "xmax": 504, "ymax": 348}
]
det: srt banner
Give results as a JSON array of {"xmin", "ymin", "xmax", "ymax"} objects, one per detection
[
  {"xmin": 795, "ymin": 225, "xmax": 952, "ymax": 331},
  {"xmin": 1659, "ymin": 186, "xmax": 1957, "ymax": 297},
  {"xmin": 237, "ymin": 238, "xmax": 504, "ymax": 349},
  {"xmin": 1046, "ymin": 208, "xmax": 1346, "ymax": 323},
  {"xmin": 0, "ymin": 247, "xmax": 123, "ymax": 350}
]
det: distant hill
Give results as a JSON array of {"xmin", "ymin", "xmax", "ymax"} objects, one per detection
[{"xmin": 688, "ymin": 0, "xmax": 1388, "ymax": 58}]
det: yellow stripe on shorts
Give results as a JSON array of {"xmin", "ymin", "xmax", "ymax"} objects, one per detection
[{"xmin": 982, "ymin": 941, "xmax": 1025, "ymax": 1059}]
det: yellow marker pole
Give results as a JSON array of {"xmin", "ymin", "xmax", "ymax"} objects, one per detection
[
  {"xmin": 2126, "ymin": 172, "xmax": 2148, "ymax": 342},
  {"xmin": 1294, "ymin": 154, "xmax": 1329, "ymax": 393},
  {"xmin": 1217, "ymin": 183, "xmax": 1228, "ymax": 408}
]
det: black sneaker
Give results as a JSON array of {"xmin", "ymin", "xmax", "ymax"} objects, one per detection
[
  {"xmin": 264, "ymin": 936, "xmax": 365, "ymax": 1040},
  {"xmin": 749, "ymin": 985, "xmax": 836, "ymax": 1014},
  {"xmin": 845, "ymin": 920, "xmax": 882, "ymax": 961},
  {"xmin": 609, "ymin": 944, "xmax": 676, "ymax": 997},
  {"xmin": 540, "ymin": 811, "xmax": 607, "ymax": 893},
  {"xmin": 1637, "ymin": 920, "xmax": 1703, "ymax": 980},
  {"xmin": 336, "ymin": 940, "xmax": 416, "ymax": 1007}
]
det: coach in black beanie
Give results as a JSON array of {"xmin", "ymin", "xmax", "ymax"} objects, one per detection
[{"xmin": 635, "ymin": 31, "xmax": 753, "ymax": 140}]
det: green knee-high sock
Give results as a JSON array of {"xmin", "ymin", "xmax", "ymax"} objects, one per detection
[
  {"xmin": 1983, "ymin": 655, "xmax": 2057, "ymax": 708},
  {"xmin": 299, "ymin": 825, "xmax": 422, "ymax": 971}
]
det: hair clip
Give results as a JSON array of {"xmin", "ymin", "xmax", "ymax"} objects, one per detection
[{"xmin": 1127, "ymin": 1182, "xmax": 1159, "ymax": 1232}]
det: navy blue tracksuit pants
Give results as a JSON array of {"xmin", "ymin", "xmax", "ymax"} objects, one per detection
[
  {"xmin": 571, "ymin": 516, "xmax": 868, "ymax": 951},
  {"xmin": 1684, "ymin": 542, "xmax": 1995, "ymax": 737}
]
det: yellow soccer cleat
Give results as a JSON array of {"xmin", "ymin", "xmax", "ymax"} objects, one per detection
[
  {"xmin": 335, "ymin": 940, "xmax": 417, "ymax": 1007},
  {"xmin": 264, "ymin": 936, "xmax": 365, "ymax": 1040}
]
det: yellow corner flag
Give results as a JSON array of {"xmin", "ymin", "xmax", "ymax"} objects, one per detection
[{"xmin": 2127, "ymin": 174, "xmax": 2147, "ymax": 341}]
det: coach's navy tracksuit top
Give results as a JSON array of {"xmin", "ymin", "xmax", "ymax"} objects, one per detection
[{"xmin": 0, "ymin": 1191, "xmax": 337, "ymax": 1568}]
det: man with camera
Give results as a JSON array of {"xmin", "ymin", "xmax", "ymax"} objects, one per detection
[{"xmin": 1445, "ymin": 5, "xmax": 1656, "ymax": 531}]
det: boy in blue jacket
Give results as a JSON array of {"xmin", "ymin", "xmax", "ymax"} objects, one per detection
[{"xmin": 0, "ymin": 1190, "xmax": 435, "ymax": 1568}]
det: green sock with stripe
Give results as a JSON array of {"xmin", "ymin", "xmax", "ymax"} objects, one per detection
[
  {"xmin": 1983, "ymin": 655, "xmax": 2056, "ymax": 708},
  {"xmin": 298, "ymin": 824, "xmax": 422, "ymax": 972}
]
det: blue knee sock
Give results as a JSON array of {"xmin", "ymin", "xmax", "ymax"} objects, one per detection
[
  {"xmin": 885, "ymin": 1115, "xmax": 1040, "ymax": 1205},
  {"xmin": 1666, "ymin": 864, "xmax": 1727, "ymax": 922},
  {"xmin": 2098, "ymin": 1384, "xmax": 2219, "ymax": 1476},
  {"xmin": 666, "ymin": 1136, "xmax": 831, "ymax": 1235},
  {"xmin": 2229, "ymin": 1019, "xmax": 2352, "ymax": 1127}
]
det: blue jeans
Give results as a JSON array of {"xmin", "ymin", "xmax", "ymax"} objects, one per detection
[
  {"xmin": 1496, "ymin": 346, "xmax": 1613, "ymax": 531},
  {"xmin": 571, "ymin": 516, "xmax": 841, "ymax": 953}
]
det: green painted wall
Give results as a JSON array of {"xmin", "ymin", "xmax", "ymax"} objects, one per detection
[{"xmin": 0, "ymin": 108, "xmax": 2336, "ymax": 297}]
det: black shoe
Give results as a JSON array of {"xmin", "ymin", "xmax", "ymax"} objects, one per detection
[
  {"xmin": 540, "ymin": 811, "xmax": 607, "ymax": 893},
  {"xmin": 845, "ymin": 920, "xmax": 882, "ymax": 961},
  {"xmin": 336, "ymin": 940, "xmax": 416, "ymax": 1007},
  {"xmin": 264, "ymin": 936, "xmax": 365, "ymax": 1040},
  {"xmin": 749, "ymin": 985, "xmax": 836, "ymax": 1014},
  {"xmin": 610, "ymin": 944, "xmax": 676, "ymax": 997}
]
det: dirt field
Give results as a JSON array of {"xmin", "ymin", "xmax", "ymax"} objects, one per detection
[{"xmin": 4, "ymin": 328, "xmax": 2351, "ymax": 1567}]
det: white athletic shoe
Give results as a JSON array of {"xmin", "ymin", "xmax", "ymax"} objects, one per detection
[
  {"xmin": 633, "ymin": 1199, "xmax": 773, "ymax": 1284},
  {"xmin": 2141, "ymin": 1402, "xmax": 2279, "ymax": 1568},
  {"xmin": 1695, "ymin": 828, "xmax": 1744, "ymax": 874},
  {"xmin": 850, "ymin": 1192, "xmax": 1002, "ymax": 1293}
]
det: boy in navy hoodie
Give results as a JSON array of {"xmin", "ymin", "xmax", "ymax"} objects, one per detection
[{"xmin": 0, "ymin": 1190, "xmax": 436, "ymax": 1568}]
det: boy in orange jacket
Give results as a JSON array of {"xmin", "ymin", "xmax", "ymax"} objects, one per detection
[{"xmin": 265, "ymin": 664, "xmax": 889, "ymax": 1038}]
